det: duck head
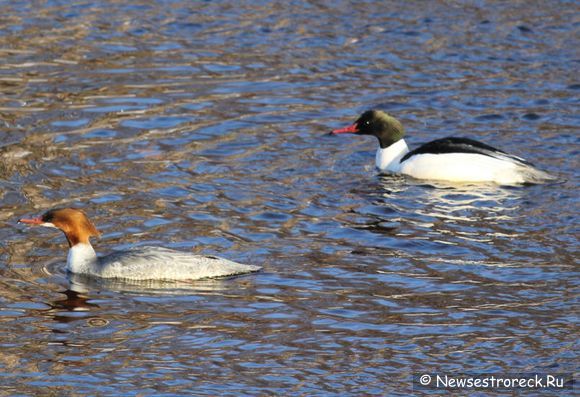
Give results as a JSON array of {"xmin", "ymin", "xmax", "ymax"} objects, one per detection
[{"xmin": 331, "ymin": 110, "xmax": 406, "ymax": 149}]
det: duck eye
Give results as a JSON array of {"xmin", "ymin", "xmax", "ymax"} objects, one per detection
[{"xmin": 364, "ymin": 120, "xmax": 370, "ymax": 125}]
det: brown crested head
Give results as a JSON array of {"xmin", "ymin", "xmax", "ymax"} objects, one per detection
[{"xmin": 20, "ymin": 208, "xmax": 100, "ymax": 247}]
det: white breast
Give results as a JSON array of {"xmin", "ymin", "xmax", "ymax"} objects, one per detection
[
  {"xmin": 67, "ymin": 243, "xmax": 98, "ymax": 274},
  {"xmin": 375, "ymin": 139, "xmax": 410, "ymax": 172}
]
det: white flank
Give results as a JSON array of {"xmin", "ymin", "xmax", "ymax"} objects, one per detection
[{"xmin": 399, "ymin": 153, "xmax": 535, "ymax": 184}]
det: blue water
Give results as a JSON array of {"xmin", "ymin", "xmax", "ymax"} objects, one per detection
[{"xmin": 0, "ymin": 1, "xmax": 578, "ymax": 395}]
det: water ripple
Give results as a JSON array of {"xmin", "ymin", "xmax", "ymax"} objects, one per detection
[{"xmin": 0, "ymin": 0, "xmax": 577, "ymax": 395}]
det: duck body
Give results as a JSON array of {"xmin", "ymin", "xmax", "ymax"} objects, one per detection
[
  {"xmin": 376, "ymin": 136, "xmax": 555, "ymax": 185},
  {"xmin": 20, "ymin": 208, "xmax": 261, "ymax": 281},
  {"xmin": 68, "ymin": 243, "xmax": 260, "ymax": 281},
  {"xmin": 332, "ymin": 110, "xmax": 556, "ymax": 185}
]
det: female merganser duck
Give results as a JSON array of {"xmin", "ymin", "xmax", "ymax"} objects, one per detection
[
  {"xmin": 18, "ymin": 208, "xmax": 261, "ymax": 281},
  {"xmin": 331, "ymin": 110, "xmax": 556, "ymax": 185}
]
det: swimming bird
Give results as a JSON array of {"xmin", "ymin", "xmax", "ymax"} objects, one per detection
[
  {"xmin": 19, "ymin": 208, "xmax": 261, "ymax": 280},
  {"xmin": 331, "ymin": 110, "xmax": 556, "ymax": 185}
]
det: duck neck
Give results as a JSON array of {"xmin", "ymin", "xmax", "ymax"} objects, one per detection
[
  {"xmin": 67, "ymin": 242, "xmax": 98, "ymax": 275},
  {"xmin": 375, "ymin": 139, "xmax": 409, "ymax": 172}
]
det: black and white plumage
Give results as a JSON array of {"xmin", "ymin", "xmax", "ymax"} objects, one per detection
[{"xmin": 331, "ymin": 110, "xmax": 556, "ymax": 185}]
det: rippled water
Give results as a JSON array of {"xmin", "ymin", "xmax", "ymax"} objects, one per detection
[{"xmin": 0, "ymin": 1, "xmax": 578, "ymax": 395}]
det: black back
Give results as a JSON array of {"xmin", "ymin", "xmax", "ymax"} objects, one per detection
[{"xmin": 400, "ymin": 137, "xmax": 534, "ymax": 166}]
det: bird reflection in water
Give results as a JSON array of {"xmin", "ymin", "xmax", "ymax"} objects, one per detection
[
  {"xmin": 347, "ymin": 173, "xmax": 527, "ymax": 243},
  {"xmin": 47, "ymin": 288, "xmax": 101, "ymax": 326}
]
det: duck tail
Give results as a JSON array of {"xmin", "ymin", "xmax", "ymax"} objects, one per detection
[{"xmin": 518, "ymin": 165, "xmax": 559, "ymax": 184}]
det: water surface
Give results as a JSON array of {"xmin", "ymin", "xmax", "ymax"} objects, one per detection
[{"xmin": 0, "ymin": 1, "xmax": 578, "ymax": 395}]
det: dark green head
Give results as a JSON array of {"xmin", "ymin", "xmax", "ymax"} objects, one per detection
[{"xmin": 331, "ymin": 110, "xmax": 405, "ymax": 148}]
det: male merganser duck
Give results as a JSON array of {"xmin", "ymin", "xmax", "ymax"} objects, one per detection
[
  {"xmin": 331, "ymin": 110, "xmax": 556, "ymax": 185},
  {"xmin": 18, "ymin": 208, "xmax": 261, "ymax": 281}
]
